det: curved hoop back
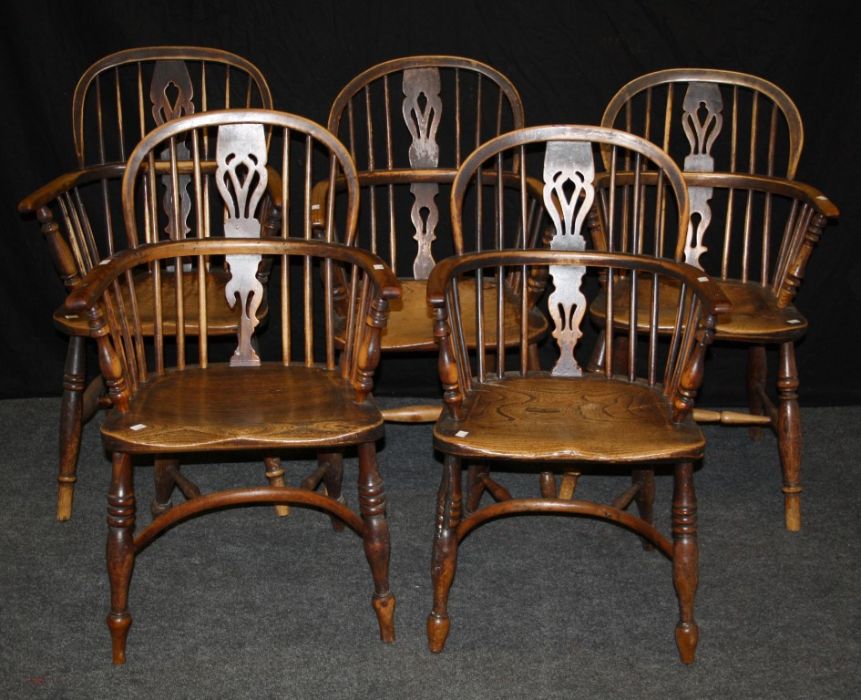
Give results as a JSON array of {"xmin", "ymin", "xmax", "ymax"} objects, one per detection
[
  {"xmin": 451, "ymin": 124, "xmax": 690, "ymax": 260},
  {"xmin": 327, "ymin": 56, "xmax": 526, "ymax": 278},
  {"xmin": 73, "ymin": 46, "xmax": 274, "ymax": 168},
  {"xmin": 601, "ymin": 68, "xmax": 803, "ymax": 179}
]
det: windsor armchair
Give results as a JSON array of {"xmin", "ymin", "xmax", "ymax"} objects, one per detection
[
  {"xmin": 426, "ymin": 125, "xmax": 730, "ymax": 664},
  {"xmin": 321, "ymin": 56, "xmax": 549, "ymax": 421},
  {"xmin": 599, "ymin": 69, "xmax": 839, "ymax": 530},
  {"xmin": 17, "ymin": 47, "xmax": 274, "ymax": 520},
  {"xmin": 61, "ymin": 110, "xmax": 399, "ymax": 662}
]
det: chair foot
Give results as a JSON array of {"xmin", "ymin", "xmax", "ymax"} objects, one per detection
[
  {"xmin": 784, "ymin": 489, "xmax": 801, "ymax": 532},
  {"xmin": 675, "ymin": 622, "xmax": 699, "ymax": 665},
  {"xmin": 56, "ymin": 477, "xmax": 76, "ymax": 522},
  {"xmin": 372, "ymin": 593, "xmax": 396, "ymax": 643},
  {"xmin": 426, "ymin": 613, "xmax": 450, "ymax": 653},
  {"xmin": 107, "ymin": 612, "xmax": 132, "ymax": 665},
  {"xmin": 150, "ymin": 498, "xmax": 173, "ymax": 518}
]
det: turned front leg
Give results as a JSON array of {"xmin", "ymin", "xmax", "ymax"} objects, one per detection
[
  {"xmin": 777, "ymin": 342, "xmax": 802, "ymax": 531},
  {"xmin": 672, "ymin": 461, "xmax": 698, "ymax": 664},
  {"xmin": 427, "ymin": 454, "xmax": 463, "ymax": 653},
  {"xmin": 106, "ymin": 452, "xmax": 136, "ymax": 664},
  {"xmin": 357, "ymin": 442, "xmax": 395, "ymax": 642}
]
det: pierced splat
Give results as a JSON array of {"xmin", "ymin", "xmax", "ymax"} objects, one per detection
[
  {"xmin": 151, "ymin": 61, "xmax": 196, "ymax": 240},
  {"xmin": 543, "ymin": 140, "xmax": 595, "ymax": 253},
  {"xmin": 403, "ymin": 68, "xmax": 442, "ymax": 279},
  {"xmin": 216, "ymin": 123, "xmax": 269, "ymax": 366},
  {"xmin": 682, "ymin": 82, "xmax": 723, "ymax": 267},
  {"xmin": 543, "ymin": 141, "xmax": 594, "ymax": 376}
]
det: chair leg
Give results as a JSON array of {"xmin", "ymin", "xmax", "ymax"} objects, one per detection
[
  {"xmin": 106, "ymin": 452, "xmax": 136, "ymax": 665},
  {"xmin": 357, "ymin": 442, "xmax": 395, "ymax": 642},
  {"xmin": 777, "ymin": 342, "xmax": 802, "ymax": 532},
  {"xmin": 320, "ymin": 451, "xmax": 346, "ymax": 532},
  {"xmin": 151, "ymin": 457, "xmax": 178, "ymax": 517},
  {"xmin": 632, "ymin": 468, "xmax": 655, "ymax": 551},
  {"xmin": 672, "ymin": 461, "xmax": 699, "ymax": 665},
  {"xmin": 746, "ymin": 345, "xmax": 767, "ymax": 440},
  {"xmin": 264, "ymin": 456, "xmax": 290, "ymax": 517},
  {"xmin": 427, "ymin": 453, "xmax": 463, "ymax": 653},
  {"xmin": 57, "ymin": 336, "xmax": 86, "ymax": 521}
]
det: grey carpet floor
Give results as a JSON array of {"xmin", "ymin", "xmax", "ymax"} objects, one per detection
[{"xmin": 0, "ymin": 398, "xmax": 858, "ymax": 699}]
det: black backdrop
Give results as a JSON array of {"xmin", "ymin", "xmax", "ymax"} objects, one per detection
[{"xmin": 2, "ymin": 0, "xmax": 859, "ymax": 404}]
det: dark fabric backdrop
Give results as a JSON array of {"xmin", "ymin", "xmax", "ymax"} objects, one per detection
[{"xmin": 2, "ymin": 0, "xmax": 858, "ymax": 404}]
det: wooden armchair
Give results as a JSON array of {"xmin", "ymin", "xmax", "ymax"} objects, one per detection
[
  {"xmin": 17, "ymin": 47, "xmax": 273, "ymax": 520},
  {"xmin": 426, "ymin": 248, "xmax": 729, "ymax": 664},
  {"xmin": 320, "ymin": 56, "xmax": 549, "ymax": 421},
  {"xmin": 64, "ymin": 235, "xmax": 399, "ymax": 664},
  {"xmin": 599, "ymin": 69, "xmax": 839, "ymax": 530}
]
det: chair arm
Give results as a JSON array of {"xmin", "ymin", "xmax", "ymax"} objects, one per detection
[
  {"xmin": 64, "ymin": 238, "xmax": 400, "ymax": 318},
  {"xmin": 18, "ymin": 164, "xmax": 126, "ymax": 213}
]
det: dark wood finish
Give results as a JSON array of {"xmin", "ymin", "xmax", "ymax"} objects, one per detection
[
  {"xmin": 17, "ymin": 47, "xmax": 273, "ymax": 521},
  {"xmin": 600, "ymin": 70, "xmax": 840, "ymax": 530},
  {"xmin": 65, "ymin": 237, "xmax": 400, "ymax": 664},
  {"xmin": 323, "ymin": 56, "xmax": 546, "ymax": 421},
  {"xmin": 426, "ymin": 246, "xmax": 727, "ymax": 664}
]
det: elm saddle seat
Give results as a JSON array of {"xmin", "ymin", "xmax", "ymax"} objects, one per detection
[
  {"xmin": 434, "ymin": 374, "xmax": 704, "ymax": 462},
  {"xmin": 334, "ymin": 278, "xmax": 547, "ymax": 351},
  {"xmin": 591, "ymin": 277, "xmax": 807, "ymax": 342},
  {"xmin": 101, "ymin": 364, "xmax": 384, "ymax": 453}
]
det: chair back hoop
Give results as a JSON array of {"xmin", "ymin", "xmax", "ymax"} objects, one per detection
[
  {"xmin": 72, "ymin": 46, "xmax": 274, "ymax": 168},
  {"xmin": 327, "ymin": 56, "xmax": 526, "ymax": 278}
]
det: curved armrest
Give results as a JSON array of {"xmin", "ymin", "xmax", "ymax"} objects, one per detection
[
  {"xmin": 427, "ymin": 248, "xmax": 731, "ymax": 317},
  {"xmin": 683, "ymin": 172, "xmax": 839, "ymax": 219},
  {"xmin": 18, "ymin": 164, "xmax": 126, "ymax": 213},
  {"xmin": 64, "ymin": 238, "xmax": 401, "ymax": 316}
]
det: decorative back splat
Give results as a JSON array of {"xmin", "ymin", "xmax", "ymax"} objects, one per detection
[
  {"xmin": 542, "ymin": 141, "xmax": 595, "ymax": 376},
  {"xmin": 681, "ymin": 82, "xmax": 723, "ymax": 267},
  {"xmin": 402, "ymin": 68, "xmax": 442, "ymax": 279},
  {"xmin": 216, "ymin": 123, "xmax": 269, "ymax": 366},
  {"xmin": 151, "ymin": 61, "xmax": 196, "ymax": 240}
]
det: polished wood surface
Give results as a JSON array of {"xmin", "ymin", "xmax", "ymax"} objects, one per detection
[
  {"xmin": 336, "ymin": 278, "xmax": 547, "ymax": 351},
  {"xmin": 434, "ymin": 375, "xmax": 704, "ymax": 461},
  {"xmin": 101, "ymin": 364, "xmax": 384, "ymax": 452},
  {"xmin": 17, "ymin": 47, "xmax": 274, "ymax": 521},
  {"xmin": 599, "ymin": 71, "xmax": 840, "ymax": 530},
  {"xmin": 66, "ymin": 237, "xmax": 400, "ymax": 664},
  {"xmin": 425, "ymin": 244, "xmax": 727, "ymax": 665},
  {"xmin": 591, "ymin": 276, "xmax": 806, "ymax": 342}
]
